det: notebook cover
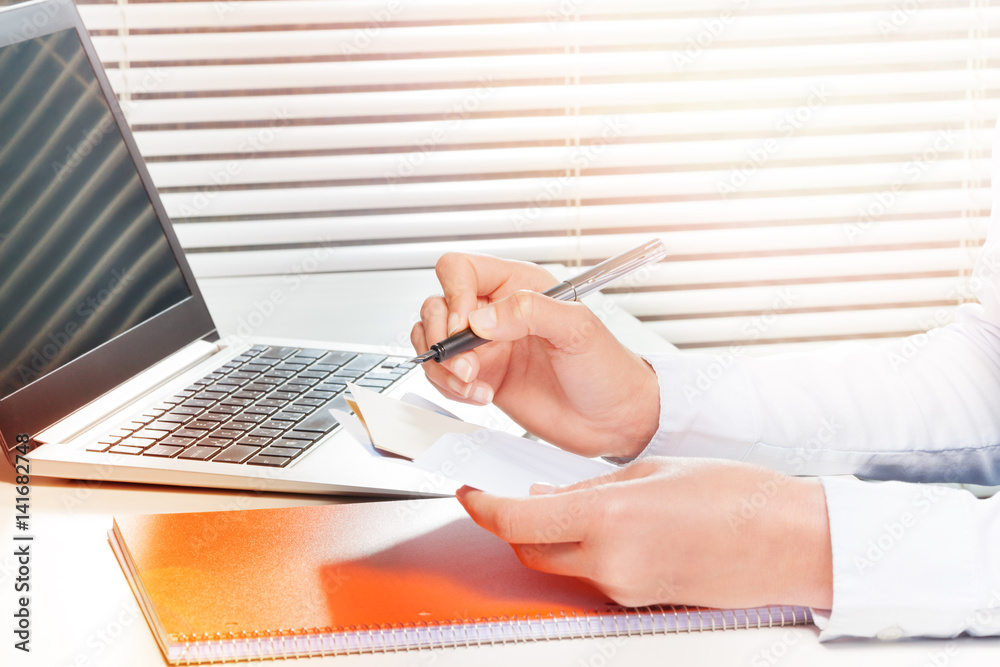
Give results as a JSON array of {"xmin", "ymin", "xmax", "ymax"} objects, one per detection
[{"xmin": 112, "ymin": 497, "xmax": 624, "ymax": 638}]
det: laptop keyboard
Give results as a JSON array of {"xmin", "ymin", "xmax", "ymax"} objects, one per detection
[{"xmin": 85, "ymin": 345, "xmax": 414, "ymax": 468}]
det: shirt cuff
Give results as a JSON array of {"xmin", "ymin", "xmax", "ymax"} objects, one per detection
[
  {"xmin": 638, "ymin": 352, "xmax": 756, "ymax": 461},
  {"xmin": 817, "ymin": 475, "xmax": 998, "ymax": 640}
]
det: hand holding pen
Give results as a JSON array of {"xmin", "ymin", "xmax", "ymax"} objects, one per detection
[{"xmin": 409, "ymin": 240, "xmax": 667, "ymax": 459}]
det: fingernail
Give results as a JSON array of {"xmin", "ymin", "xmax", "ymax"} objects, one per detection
[
  {"xmin": 447, "ymin": 312, "xmax": 462, "ymax": 336},
  {"xmin": 468, "ymin": 305, "xmax": 497, "ymax": 332},
  {"xmin": 448, "ymin": 375, "xmax": 473, "ymax": 399},
  {"xmin": 451, "ymin": 357, "xmax": 473, "ymax": 383},
  {"xmin": 471, "ymin": 383, "xmax": 493, "ymax": 405},
  {"xmin": 530, "ymin": 482, "xmax": 558, "ymax": 495}
]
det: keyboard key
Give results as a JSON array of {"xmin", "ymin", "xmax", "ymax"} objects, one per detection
[
  {"xmin": 236, "ymin": 436, "xmax": 272, "ymax": 447},
  {"xmin": 109, "ymin": 445, "xmax": 144, "ymax": 455},
  {"xmin": 226, "ymin": 371, "xmax": 258, "ymax": 381},
  {"xmin": 246, "ymin": 454, "xmax": 291, "ymax": 468},
  {"xmin": 261, "ymin": 419, "xmax": 293, "ymax": 431},
  {"xmin": 256, "ymin": 398, "xmax": 289, "ymax": 409},
  {"xmin": 248, "ymin": 344, "xmax": 268, "ymax": 353},
  {"xmin": 287, "ymin": 429, "xmax": 326, "ymax": 441},
  {"xmin": 141, "ymin": 408, "xmax": 167, "ymax": 419},
  {"xmin": 362, "ymin": 372, "xmax": 398, "ymax": 382},
  {"xmin": 220, "ymin": 420, "xmax": 253, "ymax": 431},
  {"xmin": 182, "ymin": 399, "xmax": 214, "ymax": 409},
  {"xmin": 161, "ymin": 436, "xmax": 195, "ymax": 447},
  {"xmin": 207, "ymin": 404, "xmax": 241, "ymax": 415},
  {"xmin": 285, "ymin": 377, "xmax": 319, "ymax": 387},
  {"xmin": 169, "ymin": 406, "xmax": 204, "ymax": 416},
  {"xmin": 197, "ymin": 413, "xmax": 226, "ymax": 423},
  {"xmin": 195, "ymin": 437, "xmax": 232, "ymax": 448},
  {"xmin": 272, "ymin": 411, "xmax": 305, "ymax": 423},
  {"xmin": 272, "ymin": 437, "xmax": 313, "ymax": 449},
  {"xmin": 221, "ymin": 397, "xmax": 252, "ymax": 407},
  {"xmin": 106, "ymin": 428, "xmax": 134, "ymax": 439},
  {"xmin": 120, "ymin": 436, "xmax": 156, "ymax": 449},
  {"xmin": 249, "ymin": 427, "xmax": 284, "ymax": 439},
  {"xmin": 132, "ymin": 428, "xmax": 171, "ymax": 440},
  {"xmin": 178, "ymin": 446, "xmax": 220, "ymax": 460},
  {"xmin": 332, "ymin": 368, "xmax": 364, "ymax": 379},
  {"xmin": 297, "ymin": 371, "xmax": 327, "ymax": 380},
  {"xmin": 173, "ymin": 428, "xmax": 210, "ymax": 439},
  {"xmin": 319, "ymin": 351, "xmax": 355, "ymax": 366},
  {"xmin": 210, "ymin": 428, "xmax": 244, "ymax": 440},
  {"xmin": 146, "ymin": 420, "xmax": 181, "ymax": 433},
  {"xmin": 232, "ymin": 390, "xmax": 264, "ymax": 400},
  {"xmin": 264, "ymin": 370, "xmax": 294, "ymax": 379},
  {"xmin": 260, "ymin": 446, "xmax": 301, "ymax": 458},
  {"xmin": 343, "ymin": 354, "xmax": 386, "ymax": 372},
  {"xmin": 188, "ymin": 419, "xmax": 223, "ymax": 430},
  {"xmin": 242, "ymin": 364, "xmax": 271, "ymax": 374},
  {"xmin": 143, "ymin": 444, "xmax": 184, "ymax": 458},
  {"xmin": 213, "ymin": 444, "xmax": 261, "ymax": 463},
  {"xmin": 270, "ymin": 391, "xmax": 298, "ymax": 401},
  {"xmin": 309, "ymin": 363, "xmax": 339, "ymax": 374},
  {"xmin": 275, "ymin": 383, "xmax": 307, "ymax": 394},
  {"xmin": 294, "ymin": 407, "xmax": 341, "ymax": 434},
  {"xmin": 251, "ymin": 377, "xmax": 281, "ymax": 386},
  {"xmin": 317, "ymin": 382, "xmax": 347, "ymax": 393},
  {"xmin": 244, "ymin": 406, "xmax": 276, "ymax": 416},
  {"xmin": 284, "ymin": 404, "xmax": 315, "ymax": 414},
  {"xmin": 258, "ymin": 346, "xmax": 297, "ymax": 360},
  {"xmin": 195, "ymin": 390, "xmax": 227, "ymax": 401},
  {"xmin": 230, "ymin": 412, "xmax": 266, "ymax": 424},
  {"xmin": 86, "ymin": 441, "xmax": 114, "ymax": 453},
  {"xmin": 232, "ymin": 354, "xmax": 254, "ymax": 363},
  {"xmin": 295, "ymin": 348, "xmax": 327, "ymax": 359},
  {"xmin": 295, "ymin": 397, "xmax": 325, "ymax": 407},
  {"xmin": 357, "ymin": 378, "xmax": 392, "ymax": 389},
  {"xmin": 305, "ymin": 390, "xmax": 335, "ymax": 401},
  {"xmin": 159, "ymin": 412, "xmax": 193, "ymax": 424}
]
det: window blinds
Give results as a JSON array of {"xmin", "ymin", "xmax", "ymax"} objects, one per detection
[{"xmin": 64, "ymin": 1, "xmax": 1000, "ymax": 352}]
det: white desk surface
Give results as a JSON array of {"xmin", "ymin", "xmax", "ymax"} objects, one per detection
[{"xmin": 2, "ymin": 270, "xmax": 997, "ymax": 667}]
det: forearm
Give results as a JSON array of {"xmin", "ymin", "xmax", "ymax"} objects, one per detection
[{"xmin": 642, "ymin": 307, "xmax": 1000, "ymax": 483}]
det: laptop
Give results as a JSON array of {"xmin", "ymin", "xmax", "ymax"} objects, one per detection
[{"xmin": 0, "ymin": 0, "xmax": 503, "ymax": 496}]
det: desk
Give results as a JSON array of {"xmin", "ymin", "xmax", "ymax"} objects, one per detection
[{"xmin": 2, "ymin": 270, "xmax": 997, "ymax": 667}]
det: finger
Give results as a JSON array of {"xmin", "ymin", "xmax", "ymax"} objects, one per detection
[
  {"xmin": 457, "ymin": 486, "xmax": 593, "ymax": 544},
  {"xmin": 435, "ymin": 253, "xmax": 557, "ymax": 335},
  {"xmin": 511, "ymin": 541, "xmax": 587, "ymax": 578},
  {"xmin": 418, "ymin": 296, "xmax": 484, "ymax": 386},
  {"xmin": 466, "ymin": 290, "xmax": 610, "ymax": 354},
  {"xmin": 412, "ymin": 322, "xmax": 493, "ymax": 404}
]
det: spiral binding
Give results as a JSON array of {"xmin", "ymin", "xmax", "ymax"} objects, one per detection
[{"xmin": 169, "ymin": 605, "xmax": 814, "ymax": 664}]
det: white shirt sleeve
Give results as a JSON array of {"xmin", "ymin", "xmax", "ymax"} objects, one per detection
[{"xmin": 638, "ymin": 117, "xmax": 1000, "ymax": 639}]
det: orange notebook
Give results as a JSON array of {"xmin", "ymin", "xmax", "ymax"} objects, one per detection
[{"xmin": 109, "ymin": 498, "xmax": 812, "ymax": 663}]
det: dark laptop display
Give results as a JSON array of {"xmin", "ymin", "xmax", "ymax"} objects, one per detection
[{"xmin": 0, "ymin": 28, "xmax": 191, "ymax": 402}]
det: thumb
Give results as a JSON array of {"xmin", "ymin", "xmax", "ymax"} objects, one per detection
[{"xmin": 466, "ymin": 289, "xmax": 605, "ymax": 352}]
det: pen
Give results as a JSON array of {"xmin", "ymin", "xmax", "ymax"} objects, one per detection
[{"xmin": 408, "ymin": 238, "xmax": 668, "ymax": 365}]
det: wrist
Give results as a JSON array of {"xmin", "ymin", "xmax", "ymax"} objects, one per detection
[
  {"xmin": 778, "ymin": 477, "xmax": 834, "ymax": 609},
  {"xmin": 616, "ymin": 354, "xmax": 661, "ymax": 458}
]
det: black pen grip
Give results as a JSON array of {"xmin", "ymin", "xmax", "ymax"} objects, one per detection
[{"xmin": 430, "ymin": 327, "xmax": 490, "ymax": 363}]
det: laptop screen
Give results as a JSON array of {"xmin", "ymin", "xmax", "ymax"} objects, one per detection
[{"xmin": 0, "ymin": 27, "xmax": 192, "ymax": 402}]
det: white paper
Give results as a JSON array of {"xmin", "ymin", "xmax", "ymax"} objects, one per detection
[
  {"xmin": 346, "ymin": 383, "xmax": 481, "ymax": 459},
  {"xmin": 344, "ymin": 384, "xmax": 618, "ymax": 497},
  {"xmin": 410, "ymin": 429, "xmax": 616, "ymax": 497}
]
